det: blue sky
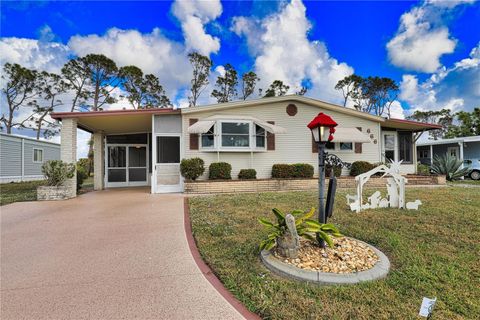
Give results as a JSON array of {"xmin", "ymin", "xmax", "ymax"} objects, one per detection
[{"xmin": 1, "ymin": 0, "xmax": 479, "ymax": 139}]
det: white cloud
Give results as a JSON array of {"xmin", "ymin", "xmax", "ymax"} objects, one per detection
[
  {"xmin": 399, "ymin": 42, "xmax": 480, "ymax": 112},
  {"xmin": 387, "ymin": 5, "xmax": 455, "ymax": 73},
  {"xmin": 387, "ymin": 0, "xmax": 475, "ymax": 73},
  {"xmin": 389, "ymin": 101, "xmax": 406, "ymax": 119},
  {"xmin": 0, "ymin": 37, "xmax": 70, "ymax": 73},
  {"xmin": 231, "ymin": 0, "xmax": 353, "ymax": 104},
  {"xmin": 172, "ymin": 0, "xmax": 222, "ymax": 56}
]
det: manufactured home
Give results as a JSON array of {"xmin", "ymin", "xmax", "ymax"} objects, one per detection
[
  {"xmin": 0, "ymin": 133, "xmax": 60, "ymax": 183},
  {"xmin": 51, "ymin": 95, "xmax": 441, "ymax": 195}
]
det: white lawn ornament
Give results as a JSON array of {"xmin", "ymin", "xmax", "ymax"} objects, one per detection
[
  {"xmin": 378, "ymin": 198, "xmax": 389, "ymax": 208},
  {"xmin": 346, "ymin": 160, "xmax": 421, "ymax": 212},
  {"xmin": 406, "ymin": 200, "xmax": 422, "ymax": 210},
  {"xmin": 367, "ymin": 191, "xmax": 381, "ymax": 209}
]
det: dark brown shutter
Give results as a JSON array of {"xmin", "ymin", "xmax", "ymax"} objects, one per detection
[
  {"xmin": 312, "ymin": 134, "xmax": 318, "ymax": 153},
  {"xmin": 267, "ymin": 121, "xmax": 275, "ymax": 150},
  {"xmin": 189, "ymin": 118, "xmax": 199, "ymax": 150},
  {"xmin": 354, "ymin": 127, "xmax": 362, "ymax": 153}
]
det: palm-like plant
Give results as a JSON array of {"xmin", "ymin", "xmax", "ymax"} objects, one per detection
[
  {"xmin": 258, "ymin": 208, "xmax": 342, "ymax": 250},
  {"xmin": 431, "ymin": 153, "xmax": 470, "ymax": 181}
]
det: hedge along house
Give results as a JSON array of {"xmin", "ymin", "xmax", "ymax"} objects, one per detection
[{"xmin": 51, "ymin": 95, "xmax": 441, "ymax": 196}]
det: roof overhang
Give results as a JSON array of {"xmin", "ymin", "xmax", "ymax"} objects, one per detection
[
  {"xmin": 382, "ymin": 118, "xmax": 442, "ymax": 132},
  {"xmin": 51, "ymin": 108, "xmax": 179, "ymax": 134}
]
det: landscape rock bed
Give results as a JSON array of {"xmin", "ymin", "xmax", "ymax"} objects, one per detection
[{"xmin": 275, "ymin": 237, "xmax": 379, "ymax": 273}]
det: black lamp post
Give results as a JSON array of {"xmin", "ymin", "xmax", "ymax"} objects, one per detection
[{"xmin": 307, "ymin": 113, "xmax": 338, "ymax": 247}]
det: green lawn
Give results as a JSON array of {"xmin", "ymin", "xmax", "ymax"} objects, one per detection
[
  {"xmin": 449, "ymin": 179, "xmax": 480, "ymax": 185},
  {"xmin": 188, "ymin": 187, "xmax": 480, "ymax": 319},
  {"xmin": 0, "ymin": 180, "xmax": 46, "ymax": 206},
  {"xmin": 0, "ymin": 177, "xmax": 94, "ymax": 206}
]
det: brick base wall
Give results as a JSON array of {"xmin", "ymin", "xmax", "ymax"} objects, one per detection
[
  {"xmin": 37, "ymin": 185, "xmax": 76, "ymax": 201},
  {"xmin": 184, "ymin": 175, "xmax": 446, "ymax": 194}
]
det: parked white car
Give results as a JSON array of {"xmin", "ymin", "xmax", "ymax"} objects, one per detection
[{"xmin": 464, "ymin": 159, "xmax": 480, "ymax": 180}]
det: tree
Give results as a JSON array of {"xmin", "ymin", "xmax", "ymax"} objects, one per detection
[
  {"xmin": 240, "ymin": 71, "xmax": 259, "ymax": 100},
  {"xmin": 1, "ymin": 63, "xmax": 38, "ymax": 133},
  {"xmin": 264, "ymin": 80, "xmax": 290, "ymax": 97},
  {"xmin": 407, "ymin": 109, "xmax": 453, "ymax": 140},
  {"xmin": 444, "ymin": 108, "xmax": 480, "ymax": 138},
  {"xmin": 119, "ymin": 66, "xmax": 171, "ymax": 109},
  {"xmin": 83, "ymin": 54, "xmax": 121, "ymax": 111},
  {"xmin": 29, "ymin": 72, "xmax": 69, "ymax": 139},
  {"xmin": 188, "ymin": 52, "xmax": 212, "ymax": 107},
  {"xmin": 334, "ymin": 74, "xmax": 363, "ymax": 107},
  {"xmin": 211, "ymin": 63, "xmax": 238, "ymax": 103},
  {"xmin": 61, "ymin": 56, "xmax": 91, "ymax": 112},
  {"xmin": 295, "ymin": 86, "xmax": 308, "ymax": 96},
  {"xmin": 335, "ymin": 75, "xmax": 399, "ymax": 117}
]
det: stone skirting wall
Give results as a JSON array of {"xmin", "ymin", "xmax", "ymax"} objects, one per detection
[
  {"xmin": 184, "ymin": 175, "xmax": 446, "ymax": 194},
  {"xmin": 37, "ymin": 185, "xmax": 76, "ymax": 201}
]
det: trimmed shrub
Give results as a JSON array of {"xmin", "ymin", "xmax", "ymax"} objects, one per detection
[
  {"xmin": 238, "ymin": 169, "xmax": 257, "ymax": 180},
  {"xmin": 209, "ymin": 162, "xmax": 232, "ymax": 180},
  {"xmin": 180, "ymin": 158, "xmax": 205, "ymax": 181},
  {"xmin": 272, "ymin": 164, "xmax": 294, "ymax": 178},
  {"xmin": 76, "ymin": 164, "xmax": 88, "ymax": 191},
  {"xmin": 417, "ymin": 163, "xmax": 431, "ymax": 176},
  {"xmin": 292, "ymin": 163, "xmax": 314, "ymax": 178},
  {"xmin": 42, "ymin": 160, "xmax": 75, "ymax": 186},
  {"xmin": 350, "ymin": 161, "xmax": 375, "ymax": 176},
  {"xmin": 326, "ymin": 165, "xmax": 342, "ymax": 177}
]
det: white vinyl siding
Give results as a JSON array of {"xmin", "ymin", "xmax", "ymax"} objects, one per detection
[{"xmin": 183, "ymin": 100, "xmax": 382, "ymax": 180}]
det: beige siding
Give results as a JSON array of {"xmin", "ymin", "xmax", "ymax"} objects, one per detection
[{"xmin": 182, "ymin": 101, "xmax": 382, "ymax": 180}]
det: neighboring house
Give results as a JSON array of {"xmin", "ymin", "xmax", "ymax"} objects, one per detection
[
  {"xmin": 0, "ymin": 133, "xmax": 60, "ymax": 183},
  {"xmin": 51, "ymin": 95, "xmax": 441, "ymax": 194},
  {"xmin": 417, "ymin": 136, "xmax": 480, "ymax": 179}
]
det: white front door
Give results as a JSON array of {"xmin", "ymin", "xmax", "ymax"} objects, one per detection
[
  {"xmin": 154, "ymin": 135, "xmax": 182, "ymax": 193},
  {"xmin": 382, "ymin": 132, "xmax": 398, "ymax": 163},
  {"xmin": 106, "ymin": 144, "xmax": 148, "ymax": 188},
  {"xmin": 447, "ymin": 146, "xmax": 460, "ymax": 158}
]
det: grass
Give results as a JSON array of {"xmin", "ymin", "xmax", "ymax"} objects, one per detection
[
  {"xmin": 188, "ymin": 186, "xmax": 480, "ymax": 319},
  {"xmin": 0, "ymin": 176, "xmax": 94, "ymax": 206},
  {"xmin": 449, "ymin": 179, "xmax": 480, "ymax": 185},
  {"xmin": 0, "ymin": 180, "xmax": 46, "ymax": 206}
]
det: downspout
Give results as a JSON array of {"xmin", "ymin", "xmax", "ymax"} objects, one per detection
[
  {"xmin": 151, "ymin": 115, "xmax": 156, "ymax": 194},
  {"xmin": 21, "ymin": 138, "xmax": 25, "ymax": 181},
  {"xmin": 430, "ymin": 145, "xmax": 433, "ymax": 166},
  {"xmin": 459, "ymin": 141, "xmax": 464, "ymax": 180}
]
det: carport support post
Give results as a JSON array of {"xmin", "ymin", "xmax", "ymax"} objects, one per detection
[
  {"xmin": 60, "ymin": 118, "xmax": 77, "ymax": 198},
  {"xmin": 93, "ymin": 132, "xmax": 105, "ymax": 190}
]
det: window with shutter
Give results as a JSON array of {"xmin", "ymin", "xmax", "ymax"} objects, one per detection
[{"xmin": 189, "ymin": 118, "xmax": 199, "ymax": 150}]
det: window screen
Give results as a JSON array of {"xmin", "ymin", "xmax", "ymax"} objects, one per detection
[
  {"xmin": 398, "ymin": 132, "xmax": 412, "ymax": 163},
  {"xmin": 157, "ymin": 136, "xmax": 180, "ymax": 163}
]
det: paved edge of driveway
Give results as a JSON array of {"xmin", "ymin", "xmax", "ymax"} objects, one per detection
[{"xmin": 183, "ymin": 198, "xmax": 260, "ymax": 320}]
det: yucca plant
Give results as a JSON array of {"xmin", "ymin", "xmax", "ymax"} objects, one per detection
[
  {"xmin": 258, "ymin": 208, "xmax": 342, "ymax": 250},
  {"xmin": 431, "ymin": 153, "xmax": 470, "ymax": 181}
]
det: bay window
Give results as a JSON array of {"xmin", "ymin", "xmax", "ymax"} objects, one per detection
[
  {"xmin": 221, "ymin": 122, "xmax": 250, "ymax": 147},
  {"xmin": 198, "ymin": 120, "xmax": 268, "ymax": 151},
  {"xmin": 255, "ymin": 125, "xmax": 266, "ymax": 148},
  {"xmin": 201, "ymin": 125, "xmax": 215, "ymax": 148}
]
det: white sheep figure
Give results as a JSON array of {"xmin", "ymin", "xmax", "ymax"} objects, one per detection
[{"xmin": 406, "ymin": 200, "xmax": 422, "ymax": 210}]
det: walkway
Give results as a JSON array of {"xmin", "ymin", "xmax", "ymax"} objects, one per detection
[{"xmin": 1, "ymin": 188, "xmax": 244, "ymax": 319}]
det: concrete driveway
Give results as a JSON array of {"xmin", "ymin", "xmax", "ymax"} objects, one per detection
[{"xmin": 1, "ymin": 188, "xmax": 244, "ymax": 319}]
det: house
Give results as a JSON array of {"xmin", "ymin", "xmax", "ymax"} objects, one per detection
[
  {"xmin": 0, "ymin": 132, "xmax": 60, "ymax": 183},
  {"xmin": 50, "ymin": 95, "xmax": 441, "ymax": 195},
  {"xmin": 417, "ymin": 135, "xmax": 480, "ymax": 179}
]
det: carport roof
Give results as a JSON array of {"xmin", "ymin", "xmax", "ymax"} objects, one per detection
[{"xmin": 51, "ymin": 108, "xmax": 179, "ymax": 134}]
